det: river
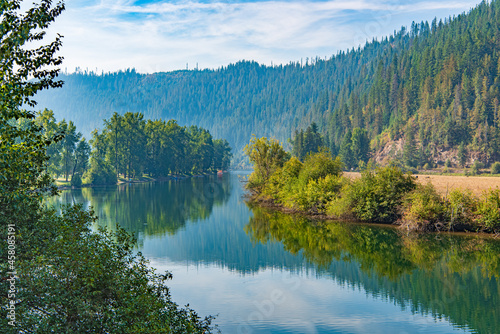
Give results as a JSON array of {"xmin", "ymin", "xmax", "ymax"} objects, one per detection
[{"xmin": 51, "ymin": 171, "xmax": 500, "ymax": 333}]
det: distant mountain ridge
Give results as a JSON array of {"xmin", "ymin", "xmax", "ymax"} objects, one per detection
[{"xmin": 36, "ymin": 0, "xmax": 500, "ymax": 165}]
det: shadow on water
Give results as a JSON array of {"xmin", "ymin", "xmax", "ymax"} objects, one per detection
[{"xmin": 245, "ymin": 205, "xmax": 500, "ymax": 334}]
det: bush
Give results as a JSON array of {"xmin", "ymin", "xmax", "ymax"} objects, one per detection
[
  {"xmin": 295, "ymin": 175, "xmax": 345, "ymax": 212},
  {"xmin": 400, "ymin": 183, "xmax": 447, "ymax": 231},
  {"xmin": 297, "ymin": 151, "xmax": 343, "ymax": 185},
  {"xmin": 346, "ymin": 165, "xmax": 417, "ymax": 223},
  {"xmin": 70, "ymin": 173, "xmax": 82, "ymax": 187},
  {"xmin": 83, "ymin": 160, "xmax": 117, "ymax": 185},
  {"xmin": 326, "ymin": 182, "xmax": 354, "ymax": 219},
  {"xmin": 491, "ymin": 162, "xmax": 500, "ymax": 174},
  {"xmin": 471, "ymin": 160, "xmax": 484, "ymax": 175},
  {"xmin": 476, "ymin": 190, "xmax": 500, "ymax": 232},
  {"xmin": 444, "ymin": 159, "xmax": 451, "ymax": 168},
  {"xmin": 447, "ymin": 189, "xmax": 478, "ymax": 227}
]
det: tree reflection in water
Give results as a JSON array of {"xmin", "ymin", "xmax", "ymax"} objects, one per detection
[{"xmin": 245, "ymin": 205, "xmax": 500, "ymax": 333}]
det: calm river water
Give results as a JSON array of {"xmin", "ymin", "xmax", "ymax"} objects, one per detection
[{"xmin": 52, "ymin": 172, "xmax": 499, "ymax": 334}]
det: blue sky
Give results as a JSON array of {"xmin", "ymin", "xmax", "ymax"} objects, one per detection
[{"xmin": 52, "ymin": 0, "xmax": 483, "ymax": 73}]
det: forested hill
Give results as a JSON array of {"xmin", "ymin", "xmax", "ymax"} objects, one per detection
[{"xmin": 37, "ymin": 0, "xmax": 500, "ymax": 164}]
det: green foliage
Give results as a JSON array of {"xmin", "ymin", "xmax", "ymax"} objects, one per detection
[
  {"xmin": 291, "ymin": 123, "xmax": 325, "ymax": 160},
  {"xmin": 0, "ymin": 1, "xmax": 217, "ymax": 331},
  {"xmin": 476, "ymin": 190, "xmax": 500, "ymax": 231},
  {"xmin": 297, "ymin": 150, "xmax": 343, "ymax": 185},
  {"xmin": 447, "ymin": 189, "xmax": 478, "ymax": 227},
  {"xmin": 403, "ymin": 125, "xmax": 417, "ymax": 168},
  {"xmin": 294, "ymin": 175, "xmax": 345, "ymax": 212},
  {"xmin": 346, "ymin": 165, "xmax": 417, "ymax": 223},
  {"xmin": 492, "ymin": 162, "xmax": 500, "ymax": 174},
  {"xmin": 80, "ymin": 113, "xmax": 232, "ymax": 184},
  {"xmin": 457, "ymin": 142, "xmax": 468, "ymax": 168},
  {"xmin": 71, "ymin": 173, "xmax": 82, "ymax": 187},
  {"xmin": 400, "ymin": 184, "xmax": 447, "ymax": 231},
  {"xmin": 244, "ymin": 136, "xmax": 289, "ymax": 191},
  {"xmin": 83, "ymin": 158, "xmax": 118, "ymax": 185},
  {"xmin": 339, "ymin": 129, "xmax": 355, "ymax": 170},
  {"xmin": 9, "ymin": 205, "xmax": 215, "ymax": 333},
  {"xmin": 471, "ymin": 160, "xmax": 484, "ymax": 175},
  {"xmin": 350, "ymin": 128, "xmax": 370, "ymax": 166}
]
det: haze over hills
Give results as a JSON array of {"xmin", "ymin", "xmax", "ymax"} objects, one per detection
[{"xmin": 36, "ymin": 0, "xmax": 500, "ymax": 165}]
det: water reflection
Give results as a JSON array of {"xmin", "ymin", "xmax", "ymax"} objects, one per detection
[
  {"xmin": 50, "ymin": 173, "xmax": 500, "ymax": 333},
  {"xmin": 47, "ymin": 174, "xmax": 232, "ymax": 242},
  {"xmin": 245, "ymin": 206, "xmax": 500, "ymax": 334}
]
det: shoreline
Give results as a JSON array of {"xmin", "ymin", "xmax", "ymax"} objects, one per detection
[
  {"xmin": 246, "ymin": 194, "xmax": 500, "ymax": 236},
  {"xmin": 56, "ymin": 171, "xmax": 227, "ymax": 190}
]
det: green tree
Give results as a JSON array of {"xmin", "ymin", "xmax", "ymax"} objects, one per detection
[
  {"xmin": 35, "ymin": 109, "xmax": 63, "ymax": 176},
  {"xmin": 351, "ymin": 128, "xmax": 370, "ymax": 166},
  {"xmin": 104, "ymin": 112, "xmax": 125, "ymax": 177},
  {"xmin": 339, "ymin": 129, "xmax": 355, "ymax": 170},
  {"xmin": 72, "ymin": 137, "xmax": 90, "ymax": 176},
  {"xmin": 403, "ymin": 124, "xmax": 417, "ymax": 167},
  {"xmin": 458, "ymin": 142, "xmax": 467, "ymax": 168},
  {"xmin": 213, "ymin": 139, "xmax": 232, "ymax": 170},
  {"xmin": 1, "ymin": 1, "xmax": 216, "ymax": 332},
  {"xmin": 244, "ymin": 136, "xmax": 289, "ymax": 191}
]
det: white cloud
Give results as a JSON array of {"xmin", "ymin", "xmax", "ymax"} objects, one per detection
[{"xmin": 47, "ymin": 0, "xmax": 482, "ymax": 73}]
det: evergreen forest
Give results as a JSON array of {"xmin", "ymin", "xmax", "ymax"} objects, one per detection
[{"xmin": 36, "ymin": 0, "xmax": 500, "ymax": 167}]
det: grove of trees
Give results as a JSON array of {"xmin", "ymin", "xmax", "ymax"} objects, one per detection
[
  {"xmin": 87, "ymin": 112, "xmax": 232, "ymax": 184},
  {"xmin": 36, "ymin": 110, "xmax": 232, "ymax": 185}
]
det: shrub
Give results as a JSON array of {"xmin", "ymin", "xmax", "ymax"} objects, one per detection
[
  {"xmin": 244, "ymin": 136, "xmax": 289, "ymax": 192},
  {"xmin": 471, "ymin": 160, "xmax": 484, "ymax": 175},
  {"xmin": 347, "ymin": 165, "xmax": 417, "ymax": 223},
  {"xmin": 446, "ymin": 189, "xmax": 478, "ymax": 228},
  {"xmin": 70, "ymin": 173, "xmax": 82, "ymax": 188},
  {"xmin": 491, "ymin": 162, "xmax": 500, "ymax": 174},
  {"xmin": 400, "ymin": 183, "xmax": 447, "ymax": 231},
  {"xmin": 295, "ymin": 175, "xmax": 345, "ymax": 212},
  {"xmin": 297, "ymin": 151, "xmax": 343, "ymax": 185},
  {"xmin": 282, "ymin": 156, "xmax": 303, "ymax": 180},
  {"xmin": 444, "ymin": 159, "xmax": 451, "ymax": 168},
  {"xmin": 326, "ymin": 182, "xmax": 354, "ymax": 219},
  {"xmin": 83, "ymin": 160, "xmax": 117, "ymax": 185},
  {"xmin": 475, "ymin": 190, "xmax": 500, "ymax": 232}
]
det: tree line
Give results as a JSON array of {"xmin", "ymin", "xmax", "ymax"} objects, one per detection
[
  {"xmin": 290, "ymin": 122, "xmax": 369, "ymax": 170},
  {"xmin": 37, "ymin": 110, "xmax": 232, "ymax": 185},
  {"xmin": 36, "ymin": 0, "xmax": 500, "ymax": 166}
]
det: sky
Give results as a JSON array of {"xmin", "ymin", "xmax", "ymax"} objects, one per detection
[{"xmin": 48, "ymin": 0, "xmax": 484, "ymax": 74}]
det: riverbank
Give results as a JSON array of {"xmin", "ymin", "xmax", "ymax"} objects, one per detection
[
  {"xmin": 247, "ymin": 193, "xmax": 500, "ymax": 237},
  {"xmin": 243, "ymin": 138, "xmax": 500, "ymax": 234},
  {"xmin": 56, "ymin": 171, "xmax": 227, "ymax": 190}
]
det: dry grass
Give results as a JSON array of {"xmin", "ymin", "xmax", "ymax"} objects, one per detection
[{"xmin": 344, "ymin": 172, "xmax": 500, "ymax": 196}]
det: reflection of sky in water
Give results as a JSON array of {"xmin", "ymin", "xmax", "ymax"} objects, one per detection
[
  {"xmin": 150, "ymin": 261, "xmax": 470, "ymax": 334},
  {"xmin": 52, "ymin": 172, "xmax": 496, "ymax": 333}
]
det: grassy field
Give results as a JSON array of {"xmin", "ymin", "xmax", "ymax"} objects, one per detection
[{"xmin": 345, "ymin": 172, "xmax": 500, "ymax": 196}]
